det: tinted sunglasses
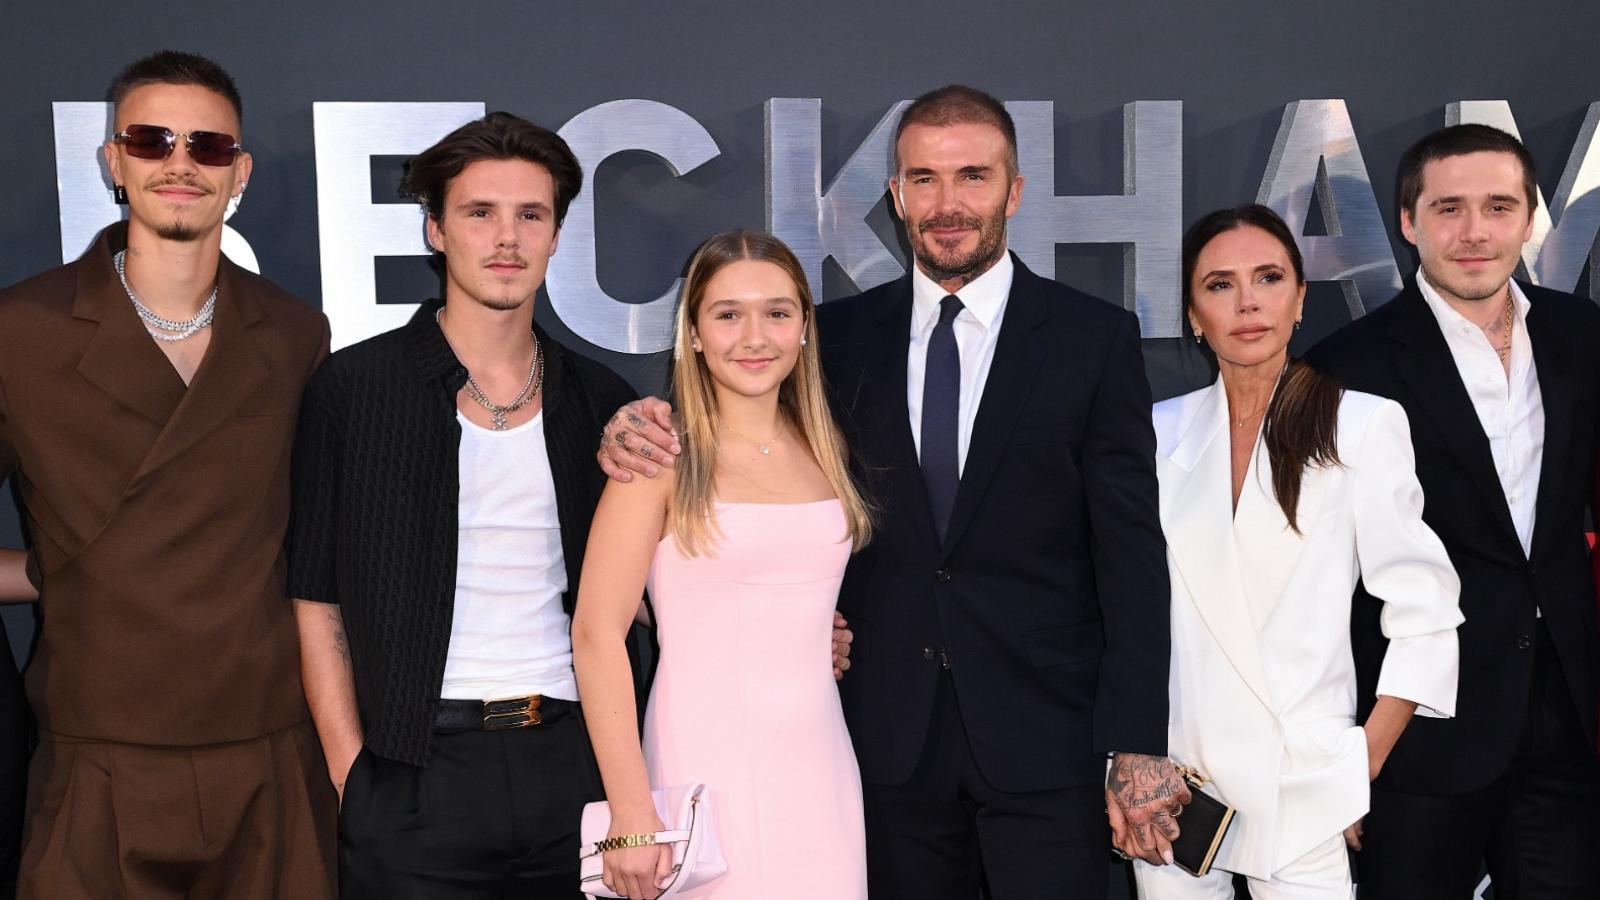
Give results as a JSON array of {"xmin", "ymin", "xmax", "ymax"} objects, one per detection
[{"xmin": 113, "ymin": 124, "xmax": 244, "ymax": 167}]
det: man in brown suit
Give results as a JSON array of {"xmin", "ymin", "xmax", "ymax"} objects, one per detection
[{"xmin": 0, "ymin": 52, "xmax": 336, "ymax": 898}]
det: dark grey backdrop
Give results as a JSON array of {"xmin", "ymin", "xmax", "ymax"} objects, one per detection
[{"xmin": 3, "ymin": 3, "xmax": 1596, "ymax": 895}]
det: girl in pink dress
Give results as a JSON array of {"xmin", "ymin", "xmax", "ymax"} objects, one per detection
[{"xmin": 573, "ymin": 230, "xmax": 873, "ymax": 900}]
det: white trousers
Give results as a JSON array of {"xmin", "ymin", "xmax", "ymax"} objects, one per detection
[{"xmin": 1133, "ymin": 834, "xmax": 1353, "ymax": 900}]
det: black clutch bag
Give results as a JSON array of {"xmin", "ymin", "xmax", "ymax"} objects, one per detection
[{"xmin": 1168, "ymin": 764, "xmax": 1236, "ymax": 877}]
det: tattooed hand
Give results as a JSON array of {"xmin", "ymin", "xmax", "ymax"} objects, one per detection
[
  {"xmin": 598, "ymin": 398, "xmax": 679, "ymax": 481},
  {"xmin": 1105, "ymin": 752, "xmax": 1191, "ymax": 866}
]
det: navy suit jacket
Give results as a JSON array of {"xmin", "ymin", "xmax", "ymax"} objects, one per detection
[
  {"xmin": 819, "ymin": 254, "xmax": 1170, "ymax": 792},
  {"xmin": 1307, "ymin": 280, "xmax": 1600, "ymax": 793}
]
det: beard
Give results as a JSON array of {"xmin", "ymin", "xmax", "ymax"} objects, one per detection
[
  {"xmin": 155, "ymin": 220, "xmax": 203, "ymax": 242},
  {"xmin": 143, "ymin": 177, "xmax": 214, "ymax": 243},
  {"xmin": 473, "ymin": 291, "xmax": 530, "ymax": 312},
  {"xmin": 1420, "ymin": 256, "xmax": 1512, "ymax": 304},
  {"xmin": 908, "ymin": 201, "xmax": 1009, "ymax": 287}
]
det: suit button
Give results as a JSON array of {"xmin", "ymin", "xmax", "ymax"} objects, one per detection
[
  {"xmin": 935, "ymin": 569, "xmax": 952, "ymax": 583},
  {"xmin": 1516, "ymin": 634, "xmax": 1533, "ymax": 650},
  {"xmin": 922, "ymin": 647, "xmax": 935, "ymax": 660}
]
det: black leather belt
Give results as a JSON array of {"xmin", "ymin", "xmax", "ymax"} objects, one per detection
[{"xmin": 432, "ymin": 694, "xmax": 577, "ymax": 731}]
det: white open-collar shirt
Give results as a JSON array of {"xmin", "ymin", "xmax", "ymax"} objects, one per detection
[
  {"xmin": 1416, "ymin": 268, "xmax": 1543, "ymax": 559},
  {"xmin": 906, "ymin": 250, "xmax": 1014, "ymax": 474}
]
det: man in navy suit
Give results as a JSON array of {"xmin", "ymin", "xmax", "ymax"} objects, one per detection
[
  {"xmin": 601, "ymin": 85, "xmax": 1182, "ymax": 899},
  {"xmin": 1308, "ymin": 124, "xmax": 1600, "ymax": 900}
]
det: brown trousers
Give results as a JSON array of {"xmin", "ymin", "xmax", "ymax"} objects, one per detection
[{"xmin": 17, "ymin": 721, "xmax": 336, "ymax": 900}]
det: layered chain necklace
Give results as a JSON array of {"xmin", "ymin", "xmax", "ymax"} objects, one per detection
[
  {"xmin": 435, "ymin": 308, "xmax": 543, "ymax": 430},
  {"xmin": 114, "ymin": 250, "xmax": 216, "ymax": 342}
]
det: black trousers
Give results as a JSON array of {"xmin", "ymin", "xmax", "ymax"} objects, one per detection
[
  {"xmin": 339, "ymin": 715, "xmax": 601, "ymax": 899},
  {"xmin": 863, "ymin": 672, "xmax": 1109, "ymax": 900},
  {"xmin": 1356, "ymin": 622, "xmax": 1600, "ymax": 900}
]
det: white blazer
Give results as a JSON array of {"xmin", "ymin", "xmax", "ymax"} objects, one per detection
[{"xmin": 1153, "ymin": 379, "xmax": 1462, "ymax": 879}]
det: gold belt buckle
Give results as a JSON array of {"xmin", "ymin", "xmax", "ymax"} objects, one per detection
[{"xmin": 483, "ymin": 694, "xmax": 543, "ymax": 729}]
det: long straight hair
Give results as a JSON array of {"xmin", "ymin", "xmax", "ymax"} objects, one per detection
[
  {"xmin": 668, "ymin": 229, "xmax": 873, "ymax": 556},
  {"xmin": 1181, "ymin": 205, "xmax": 1343, "ymax": 532}
]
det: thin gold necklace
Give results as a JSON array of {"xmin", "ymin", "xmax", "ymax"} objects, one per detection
[
  {"xmin": 724, "ymin": 425, "xmax": 781, "ymax": 455},
  {"xmin": 1493, "ymin": 289, "xmax": 1515, "ymax": 363}
]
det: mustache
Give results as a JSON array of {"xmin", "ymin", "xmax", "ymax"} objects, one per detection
[
  {"xmin": 481, "ymin": 255, "xmax": 529, "ymax": 267},
  {"xmin": 142, "ymin": 176, "xmax": 215, "ymax": 195},
  {"xmin": 918, "ymin": 213, "xmax": 983, "ymax": 233}
]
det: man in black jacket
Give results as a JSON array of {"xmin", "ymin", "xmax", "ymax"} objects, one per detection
[
  {"xmin": 288, "ymin": 112, "xmax": 638, "ymax": 898},
  {"xmin": 1307, "ymin": 124, "xmax": 1600, "ymax": 900},
  {"xmin": 601, "ymin": 85, "xmax": 1183, "ymax": 900}
]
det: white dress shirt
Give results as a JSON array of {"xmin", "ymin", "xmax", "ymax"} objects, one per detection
[
  {"xmin": 906, "ymin": 251, "xmax": 1014, "ymax": 473},
  {"xmin": 1416, "ymin": 269, "xmax": 1543, "ymax": 558},
  {"xmin": 440, "ymin": 410, "xmax": 579, "ymax": 701}
]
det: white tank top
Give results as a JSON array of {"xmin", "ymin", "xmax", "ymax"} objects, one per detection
[{"xmin": 439, "ymin": 410, "xmax": 578, "ymax": 701}]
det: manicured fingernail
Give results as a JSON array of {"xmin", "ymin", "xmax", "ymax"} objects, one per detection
[
  {"xmin": 670, "ymin": 442, "xmax": 681, "ymax": 454},
  {"xmin": 1162, "ymin": 850, "xmax": 1174, "ymax": 866},
  {"xmin": 646, "ymin": 466, "xmax": 659, "ymax": 477}
]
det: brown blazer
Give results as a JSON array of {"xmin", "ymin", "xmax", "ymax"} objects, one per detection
[{"xmin": 0, "ymin": 223, "xmax": 328, "ymax": 746}]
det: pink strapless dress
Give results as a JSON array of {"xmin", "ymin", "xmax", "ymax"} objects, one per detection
[{"xmin": 643, "ymin": 500, "xmax": 867, "ymax": 899}]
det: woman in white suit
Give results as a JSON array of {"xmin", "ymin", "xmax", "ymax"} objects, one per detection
[{"xmin": 1129, "ymin": 206, "xmax": 1463, "ymax": 899}]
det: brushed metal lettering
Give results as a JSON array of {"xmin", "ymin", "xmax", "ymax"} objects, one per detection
[
  {"xmin": 1008, "ymin": 100, "xmax": 1183, "ymax": 336},
  {"xmin": 764, "ymin": 98, "xmax": 910, "ymax": 296},
  {"xmin": 549, "ymin": 99, "xmax": 719, "ymax": 354},
  {"xmin": 1258, "ymin": 99, "xmax": 1400, "ymax": 316}
]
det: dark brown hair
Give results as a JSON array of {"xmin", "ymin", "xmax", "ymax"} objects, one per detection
[
  {"xmin": 1397, "ymin": 124, "xmax": 1538, "ymax": 218},
  {"xmin": 401, "ymin": 111, "xmax": 583, "ymax": 226},
  {"xmin": 1182, "ymin": 205, "xmax": 1342, "ymax": 532},
  {"xmin": 893, "ymin": 84, "xmax": 1018, "ymax": 176},
  {"xmin": 110, "ymin": 51, "xmax": 243, "ymax": 124}
]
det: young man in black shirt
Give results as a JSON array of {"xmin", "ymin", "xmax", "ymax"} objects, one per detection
[{"xmin": 287, "ymin": 112, "xmax": 637, "ymax": 897}]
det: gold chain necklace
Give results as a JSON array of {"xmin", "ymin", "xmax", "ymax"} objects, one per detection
[{"xmin": 1493, "ymin": 289, "xmax": 1515, "ymax": 363}]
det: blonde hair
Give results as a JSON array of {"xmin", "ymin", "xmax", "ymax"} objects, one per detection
[{"xmin": 668, "ymin": 229, "xmax": 873, "ymax": 556}]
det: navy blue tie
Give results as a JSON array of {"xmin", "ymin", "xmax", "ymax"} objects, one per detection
[{"xmin": 921, "ymin": 294, "xmax": 963, "ymax": 542}]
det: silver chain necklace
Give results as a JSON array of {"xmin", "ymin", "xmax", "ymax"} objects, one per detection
[
  {"xmin": 435, "ymin": 308, "xmax": 544, "ymax": 430},
  {"xmin": 114, "ymin": 250, "xmax": 216, "ymax": 343}
]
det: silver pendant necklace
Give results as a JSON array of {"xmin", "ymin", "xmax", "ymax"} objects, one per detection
[
  {"xmin": 114, "ymin": 249, "xmax": 216, "ymax": 342},
  {"xmin": 436, "ymin": 308, "xmax": 543, "ymax": 430}
]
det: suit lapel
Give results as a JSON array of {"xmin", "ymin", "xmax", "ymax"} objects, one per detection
[
  {"xmin": 1386, "ymin": 286, "xmax": 1521, "ymax": 549},
  {"xmin": 868, "ymin": 276, "xmax": 940, "ymax": 550},
  {"xmin": 1524, "ymin": 286, "xmax": 1574, "ymax": 559},
  {"xmin": 129, "ymin": 257, "xmax": 270, "ymax": 485},
  {"xmin": 940, "ymin": 258, "xmax": 1049, "ymax": 555},
  {"xmin": 1161, "ymin": 380, "xmax": 1274, "ymax": 711},
  {"xmin": 1231, "ymin": 428, "xmax": 1325, "ymax": 630},
  {"xmin": 72, "ymin": 231, "xmax": 187, "ymax": 427}
]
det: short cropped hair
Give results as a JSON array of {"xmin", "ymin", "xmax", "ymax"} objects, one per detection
[
  {"xmin": 109, "ymin": 51, "xmax": 243, "ymax": 124},
  {"xmin": 401, "ymin": 111, "xmax": 583, "ymax": 227},
  {"xmin": 893, "ymin": 84, "xmax": 1018, "ymax": 176},
  {"xmin": 1397, "ymin": 124, "xmax": 1539, "ymax": 217}
]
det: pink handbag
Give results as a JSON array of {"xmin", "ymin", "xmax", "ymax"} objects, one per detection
[{"xmin": 579, "ymin": 782, "xmax": 728, "ymax": 898}]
